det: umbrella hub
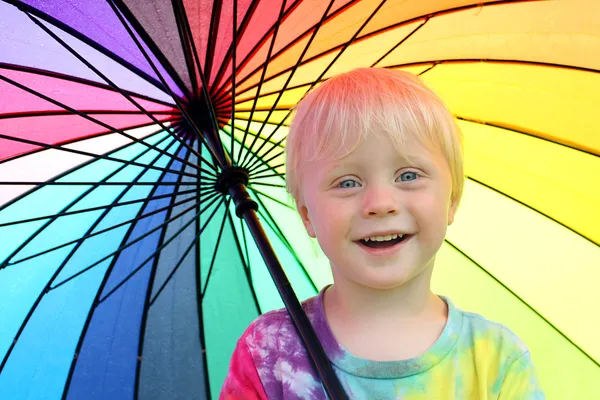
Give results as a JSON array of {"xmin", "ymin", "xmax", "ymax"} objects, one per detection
[
  {"xmin": 216, "ymin": 167, "xmax": 259, "ymax": 217},
  {"xmin": 215, "ymin": 166, "xmax": 250, "ymax": 194}
]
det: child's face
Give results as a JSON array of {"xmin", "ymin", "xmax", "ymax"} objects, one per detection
[{"xmin": 297, "ymin": 132, "xmax": 457, "ymax": 290}]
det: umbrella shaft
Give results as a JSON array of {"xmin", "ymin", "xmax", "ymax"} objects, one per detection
[{"xmin": 229, "ymin": 182, "xmax": 349, "ymax": 400}]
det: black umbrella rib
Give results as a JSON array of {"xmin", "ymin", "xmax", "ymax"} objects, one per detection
[
  {"xmin": 0, "ymin": 132, "xmax": 201, "ymax": 180},
  {"xmin": 108, "ymin": 0, "xmax": 192, "ymax": 101},
  {"xmin": 59, "ymin": 145, "xmax": 187, "ymax": 400},
  {"xmin": 230, "ymin": 0, "xmax": 238, "ymax": 165},
  {"xmin": 235, "ymin": 0, "xmax": 287, "ymax": 166},
  {"xmin": 370, "ymin": 17, "xmax": 429, "ymax": 67},
  {"xmin": 0, "ymin": 125, "xmax": 174, "ymax": 216},
  {"xmin": 172, "ymin": 0, "xmax": 232, "ymax": 167},
  {"xmin": 0, "ymin": 189, "xmax": 196, "ymax": 228},
  {"xmin": 0, "ymin": 73, "xmax": 204, "ymax": 173},
  {"xmin": 0, "ymin": 133, "xmax": 178, "ymax": 269},
  {"xmin": 0, "ymin": 181, "xmax": 200, "ymax": 186},
  {"xmin": 238, "ymin": 0, "xmax": 337, "ymax": 170},
  {"xmin": 0, "ymin": 110, "xmax": 177, "ymax": 119},
  {"xmin": 246, "ymin": 187, "xmax": 293, "ymax": 211},
  {"xmin": 248, "ymin": 182, "xmax": 286, "ymax": 189},
  {"xmin": 211, "ymin": 0, "xmax": 358, "ymax": 105},
  {"xmin": 249, "ymin": 162, "xmax": 285, "ymax": 178},
  {"xmin": 48, "ymin": 197, "xmax": 209, "ymax": 293},
  {"xmin": 225, "ymin": 212, "xmax": 262, "ymax": 312},
  {"xmin": 200, "ymin": 0, "xmax": 222, "ymax": 87},
  {"xmin": 443, "ymin": 238, "xmax": 600, "ymax": 370},
  {"xmin": 253, "ymin": 194, "xmax": 317, "ymax": 292},
  {"xmin": 0, "ymin": 139, "xmax": 184, "ymax": 376},
  {"xmin": 4, "ymin": 0, "xmax": 180, "ymax": 98},
  {"xmin": 466, "ymin": 176, "xmax": 600, "ymax": 248},
  {"xmin": 171, "ymin": 0, "xmax": 200, "ymax": 99},
  {"xmin": 108, "ymin": 0, "xmax": 228, "ymax": 168},
  {"xmin": 147, "ymin": 195, "xmax": 220, "ymax": 307},
  {"xmin": 133, "ymin": 142, "xmax": 194, "ymax": 400},
  {"xmin": 23, "ymin": 10, "xmax": 208, "ymax": 164},
  {"xmin": 219, "ymin": 0, "xmax": 537, "ymax": 102},
  {"xmin": 4, "ymin": 193, "xmax": 206, "ymax": 270},
  {"xmin": 200, "ymin": 198, "xmax": 232, "ymax": 300},
  {"xmin": 208, "ymin": 0, "xmax": 266, "ymax": 99},
  {"xmin": 0, "ymin": 63, "xmax": 177, "ymax": 108},
  {"xmin": 242, "ymin": 0, "xmax": 388, "ymax": 175},
  {"xmin": 94, "ymin": 195, "xmax": 223, "ymax": 305}
]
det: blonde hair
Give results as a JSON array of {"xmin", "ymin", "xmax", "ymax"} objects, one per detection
[{"xmin": 285, "ymin": 68, "xmax": 464, "ymax": 209}]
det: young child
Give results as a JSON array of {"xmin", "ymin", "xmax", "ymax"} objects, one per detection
[{"xmin": 220, "ymin": 68, "xmax": 545, "ymax": 399}]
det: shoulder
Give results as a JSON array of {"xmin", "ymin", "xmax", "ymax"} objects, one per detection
[
  {"xmin": 239, "ymin": 296, "xmax": 325, "ymax": 397},
  {"xmin": 459, "ymin": 308, "xmax": 530, "ymax": 356},
  {"xmin": 241, "ymin": 296, "xmax": 321, "ymax": 364}
]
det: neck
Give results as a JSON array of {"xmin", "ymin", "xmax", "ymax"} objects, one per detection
[{"xmin": 325, "ymin": 264, "xmax": 445, "ymax": 327}]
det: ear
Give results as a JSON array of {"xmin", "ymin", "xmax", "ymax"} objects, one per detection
[
  {"xmin": 447, "ymin": 196, "xmax": 458, "ymax": 226},
  {"xmin": 297, "ymin": 200, "xmax": 316, "ymax": 238}
]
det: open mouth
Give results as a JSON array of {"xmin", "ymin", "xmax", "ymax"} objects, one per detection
[{"xmin": 358, "ymin": 234, "xmax": 411, "ymax": 249}]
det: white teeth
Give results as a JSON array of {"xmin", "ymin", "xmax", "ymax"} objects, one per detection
[{"xmin": 363, "ymin": 234, "xmax": 404, "ymax": 242}]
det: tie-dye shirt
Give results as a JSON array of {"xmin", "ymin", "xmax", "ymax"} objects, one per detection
[{"xmin": 220, "ymin": 287, "xmax": 545, "ymax": 399}]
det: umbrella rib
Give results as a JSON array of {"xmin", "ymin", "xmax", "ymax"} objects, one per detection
[
  {"xmin": 0, "ymin": 133, "xmax": 177, "ymax": 267},
  {"xmin": 193, "ymin": 141, "xmax": 213, "ymax": 398},
  {"xmin": 107, "ymin": 0, "xmax": 227, "ymax": 168},
  {"xmin": 200, "ymin": 198, "xmax": 232, "ymax": 300},
  {"xmin": 132, "ymin": 142, "xmax": 194, "ymax": 400},
  {"xmin": 443, "ymin": 238, "xmax": 600, "ymax": 370},
  {"xmin": 5, "ymin": 0, "xmax": 183, "ymax": 98},
  {"xmin": 466, "ymin": 176, "xmax": 600, "ymax": 248},
  {"xmin": 253, "ymin": 194, "xmax": 318, "ymax": 292},
  {"xmin": 0, "ymin": 131, "xmax": 202, "ymax": 180},
  {"xmin": 23, "ymin": 10, "xmax": 208, "ymax": 164},
  {"xmin": 0, "ymin": 73, "xmax": 204, "ymax": 174},
  {"xmin": 250, "ymin": 172, "xmax": 286, "ymax": 181},
  {"xmin": 456, "ymin": 115, "xmax": 600, "ymax": 159},
  {"xmin": 97, "ymin": 195, "xmax": 225, "ymax": 306},
  {"xmin": 0, "ymin": 62, "xmax": 177, "ymax": 108},
  {"xmin": 3, "ymin": 193, "xmax": 208, "ymax": 270},
  {"xmin": 51, "ymin": 194, "xmax": 217, "ymax": 295},
  {"xmin": 218, "ymin": 0, "xmax": 539, "ymax": 102},
  {"xmin": 0, "ymin": 139, "xmax": 185, "ymax": 375},
  {"xmin": 248, "ymin": 182, "xmax": 286, "ymax": 189},
  {"xmin": 370, "ymin": 17, "xmax": 429, "ymax": 68},
  {"xmin": 238, "ymin": 138, "xmax": 286, "ymax": 175},
  {"xmin": 243, "ymin": 0, "xmax": 387, "ymax": 173},
  {"xmin": 208, "ymin": 0, "xmax": 280, "ymax": 99},
  {"xmin": 247, "ymin": 187, "xmax": 294, "ymax": 211},
  {"xmin": 152, "ymin": 195, "xmax": 228, "ymax": 306},
  {"xmin": 212, "ymin": 0, "xmax": 357, "ymax": 105},
  {"xmin": 171, "ymin": 0, "xmax": 200, "ymax": 99},
  {"xmin": 0, "ymin": 188, "xmax": 197, "ymax": 228},
  {"xmin": 57, "ymin": 147, "xmax": 188, "ymax": 400},
  {"xmin": 109, "ymin": 0, "xmax": 193, "ymax": 100},
  {"xmin": 230, "ymin": 0, "xmax": 238, "ymax": 166},
  {"xmin": 0, "ymin": 125, "xmax": 175, "ymax": 214},
  {"xmin": 226, "ymin": 212, "xmax": 262, "ymax": 314},
  {"xmin": 224, "ymin": 122, "xmax": 284, "ymax": 173},
  {"xmin": 235, "ymin": 0, "xmax": 287, "ymax": 167},
  {"xmin": 0, "ymin": 110, "xmax": 178, "ymax": 119},
  {"xmin": 249, "ymin": 162, "xmax": 285, "ymax": 179},
  {"xmin": 201, "ymin": 0, "xmax": 222, "ymax": 87},
  {"xmin": 238, "ymin": 0, "xmax": 337, "ymax": 170}
]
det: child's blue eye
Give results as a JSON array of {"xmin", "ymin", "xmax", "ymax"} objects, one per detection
[
  {"xmin": 338, "ymin": 179, "xmax": 360, "ymax": 189},
  {"xmin": 397, "ymin": 172, "xmax": 418, "ymax": 182}
]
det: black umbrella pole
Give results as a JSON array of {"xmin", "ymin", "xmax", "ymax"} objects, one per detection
[{"xmin": 229, "ymin": 182, "xmax": 349, "ymax": 400}]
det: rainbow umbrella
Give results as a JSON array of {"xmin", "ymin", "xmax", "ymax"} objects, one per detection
[{"xmin": 0, "ymin": 0, "xmax": 598, "ymax": 399}]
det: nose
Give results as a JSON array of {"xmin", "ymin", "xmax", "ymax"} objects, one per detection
[{"xmin": 362, "ymin": 183, "xmax": 399, "ymax": 217}]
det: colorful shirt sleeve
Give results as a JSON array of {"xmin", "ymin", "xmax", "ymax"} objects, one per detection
[
  {"xmin": 498, "ymin": 351, "xmax": 546, "ymax": 399},
  {"xmin": 219, "ymin": 331, "xmax": 268, "ymax": 400}
]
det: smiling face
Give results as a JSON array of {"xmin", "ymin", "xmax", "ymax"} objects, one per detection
[{"xmin": 297, "ymin": 132, "xmax": 457, "ymax": 290}]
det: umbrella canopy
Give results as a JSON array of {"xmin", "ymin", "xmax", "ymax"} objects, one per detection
[{"xmin": 0, "ymin": 0, "xmax": 598, "ymax": 399}]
